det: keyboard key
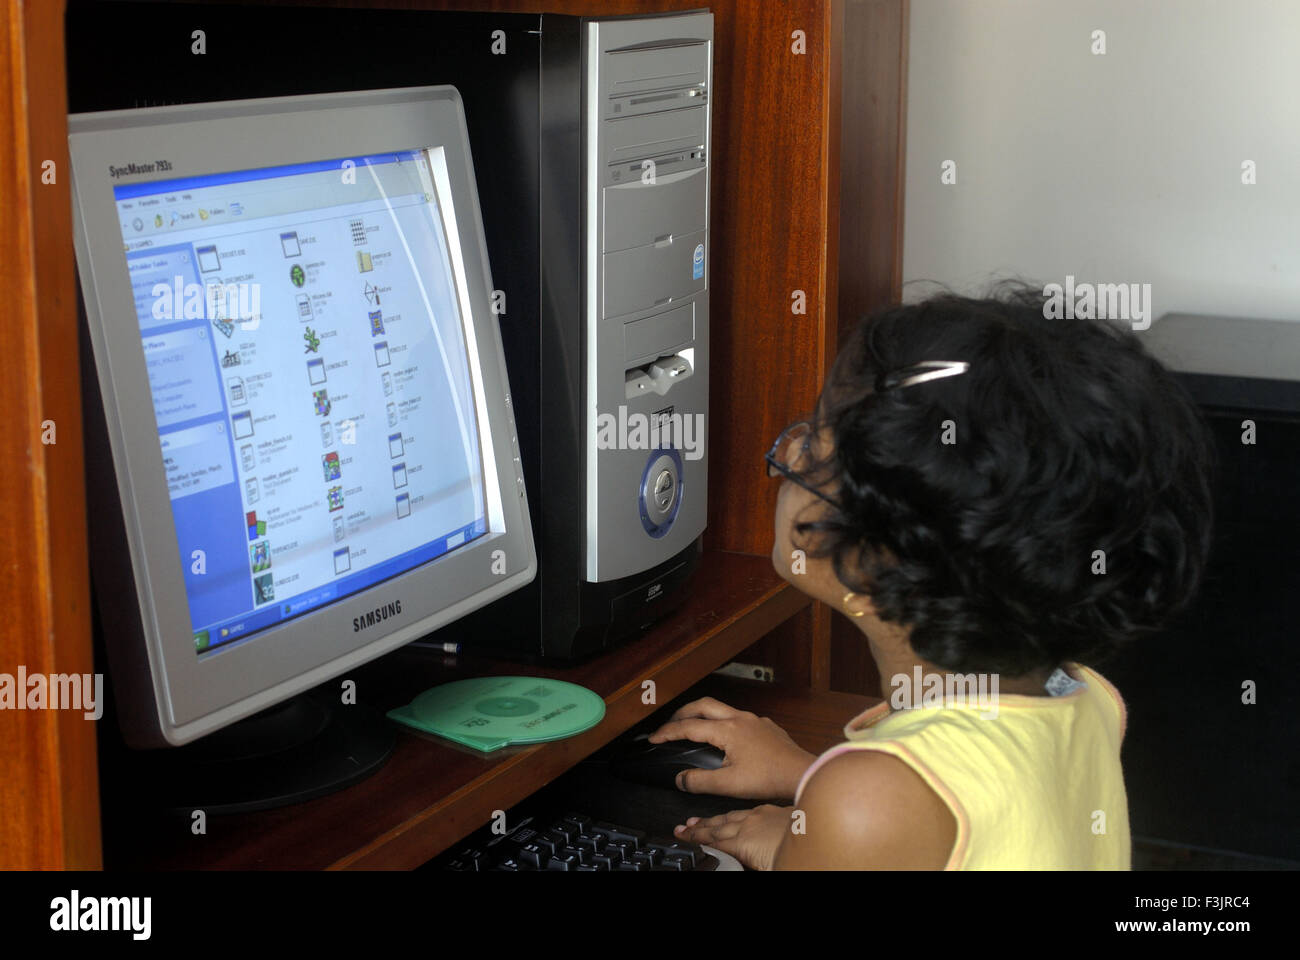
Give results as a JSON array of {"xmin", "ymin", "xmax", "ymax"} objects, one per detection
[
  {"xmin": 560, "ymin": 845, "xmax": 589, "ymax": 865},
  {"xmin": 605, "ymin": 840, "xmax": 636, "ymax": 860},
  {"xmin": 592, "ymin": 821, "xmax": 645, "ymax": 848},
  {"xmin": 458, "ymin": 849, "xmax": 488, "ymax": 871},
  {"xmin": 648, "ymin": 841, "xmax": 700, "ymax": 867},
  {"xmin": 552, "ymin": 821, "xmax": 582, "ymax": 844},
  {"xmin": 547, "ymin": 853, "xmax": 579, "ymax": 871},
  {"xmin": 518, "ymin": 843, "xmax": 545, "ymax": 868}
]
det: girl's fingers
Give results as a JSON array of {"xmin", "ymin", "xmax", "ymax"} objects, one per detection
[
  {"xmin": 647, "ymin": 717, "xmax": 726, "ymax": 747},
  {"xmin": 666, "ymin": 697, "xmax": 738, "ymax": 723},
  {"xmin": 675, "ymin": 810, "xmax": 749, "ymax": 841}
]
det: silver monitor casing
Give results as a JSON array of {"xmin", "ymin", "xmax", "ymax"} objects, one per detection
[{"xmin": 69, "ymin": 87, "xmax": 534, "ymax": 747}]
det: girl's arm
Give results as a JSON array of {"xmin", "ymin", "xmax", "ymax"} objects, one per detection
[{"xmin": 774, "ymin": 751, "xmax": 958, "ymax": 869}]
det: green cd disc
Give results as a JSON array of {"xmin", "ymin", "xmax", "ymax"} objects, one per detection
[{"xmin": 387, "ymin": 676, "xmax": 605, "ymax": 752}]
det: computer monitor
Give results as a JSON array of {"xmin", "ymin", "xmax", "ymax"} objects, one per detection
[{"xmin": 68, "ymin": 87, "xmax": 535, "ymax": 751}]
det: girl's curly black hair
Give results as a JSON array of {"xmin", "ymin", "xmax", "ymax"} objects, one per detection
[{"xmin": 793, "ymin": 282, "xmax": 1216, "ymax": 676}]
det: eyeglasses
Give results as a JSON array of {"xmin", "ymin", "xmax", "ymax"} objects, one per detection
[{"xmin": 765, "ymin": 421, "xmax": 841, "ymax": 510}]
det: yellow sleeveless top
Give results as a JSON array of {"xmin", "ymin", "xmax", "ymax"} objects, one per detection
[{"xmin": 793, "ymin": 663, "xmax": 1130, "ymax": 869}]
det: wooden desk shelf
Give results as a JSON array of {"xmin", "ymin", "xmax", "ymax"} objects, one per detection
[{"xmin": 105, "ymin": 552, "xmax": 805, "ymax": 869}]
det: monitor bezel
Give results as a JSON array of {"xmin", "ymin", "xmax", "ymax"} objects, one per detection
[{"xmin": 69, "ymin": 87, "xmax": 535, "ymax": 747}]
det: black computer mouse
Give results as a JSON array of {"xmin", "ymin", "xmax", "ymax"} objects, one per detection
[{"xmin": 608, "ymin": 733, "xmax": 726, "ymax": 791}]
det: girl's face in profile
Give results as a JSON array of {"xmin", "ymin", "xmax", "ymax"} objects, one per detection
[{"xmin": 769, "ymin": 423, "xmax": 846, "ymax": 609}]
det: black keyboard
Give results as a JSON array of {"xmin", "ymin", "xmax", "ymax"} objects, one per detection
[{"xmin": 431, "ymin": 807, "xmax": 739, "ymax": 871}]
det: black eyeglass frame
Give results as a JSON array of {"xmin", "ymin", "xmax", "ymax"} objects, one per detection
[{"xmin": 764, "ymin": 420, "xmax": 841, "ymax": 510}]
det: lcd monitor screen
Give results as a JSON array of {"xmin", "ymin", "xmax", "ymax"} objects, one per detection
[{"xmin": 111, "ymin": 148, "xmax": 487, "ymax": 654}]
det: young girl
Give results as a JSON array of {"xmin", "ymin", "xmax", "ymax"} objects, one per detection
[{"xmin": 652, "ymin": 285, "xmax": 1214, "ymax": 869}]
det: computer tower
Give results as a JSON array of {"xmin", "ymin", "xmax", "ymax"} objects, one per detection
[
  {"xmin": 66, "ymin": 2, "xmax": 711, "ymax": 661},
  {"xmin": 505, "ymin": 11, "xmax": 713, "ymax": 660}
]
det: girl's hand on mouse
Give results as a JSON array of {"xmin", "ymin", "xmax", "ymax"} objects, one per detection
[
  {"xmin": 647, "ymin": 697, "xmax": 816, "ymax": 801},
  {"xmin": 673, "ymin": 804, "xmax": 792, "ymax": 871}
]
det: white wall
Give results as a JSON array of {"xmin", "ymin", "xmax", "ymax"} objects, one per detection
[{"xmin": 902, "ymin": 0, "xmax": 1300, "ymax": 322}]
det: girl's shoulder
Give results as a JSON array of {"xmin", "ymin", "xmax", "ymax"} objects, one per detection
[{"xmin": 781, "ymin": 749, "xmax": 958, "ymax": 869}]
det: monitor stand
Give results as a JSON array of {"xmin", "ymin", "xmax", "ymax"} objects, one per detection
[{"xmin": 106, "ymin": 689, "xmax": 395, "ymax": 817}]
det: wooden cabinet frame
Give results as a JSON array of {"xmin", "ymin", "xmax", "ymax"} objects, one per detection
[{"xmin": 0, "ymin": 0, "xmax": 906, "ymax": 868}]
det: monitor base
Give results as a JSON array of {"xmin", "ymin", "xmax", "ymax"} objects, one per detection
[{"xmin": 110, "ymin": 690, "xmax": 395, "ymax": 817}]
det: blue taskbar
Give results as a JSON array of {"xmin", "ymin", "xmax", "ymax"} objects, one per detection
[{"xmin": 194, "ymin": 516, "xmax": 487, "ymax": 654}]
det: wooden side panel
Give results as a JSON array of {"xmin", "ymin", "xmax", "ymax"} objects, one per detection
[
  {"xmin": 0, "ymin": 0, "xmax": 101, "ymax": 869},
  {"xmin": 828, "ymin": 0, "xmax": 908, "ymax": 695},
  {"xmin": 837, "ymin": 0, "xmax": 908, "ymax": 338},
  {"xmin": 807, "ymin": 0, "xmax": 844, "ymax": 690},
  {"xmin": 697, "ymin": 0, "xmax": 838, "ymax": 556}
]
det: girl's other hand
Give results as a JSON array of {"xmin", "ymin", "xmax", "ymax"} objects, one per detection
[{"xmin": 673, "ymin": 805, "xmax": 793, "ymax": 871}]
